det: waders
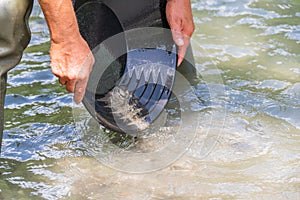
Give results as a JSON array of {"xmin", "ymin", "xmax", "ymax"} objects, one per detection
[{"xmin": 0, "ymin": 0, "xmax": 33, "ymax": 154}]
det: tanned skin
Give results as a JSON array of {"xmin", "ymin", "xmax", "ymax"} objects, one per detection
[
  {"xmin": 38, "ymin": 0, "xmax": 94, "ymax": 103},
  {"xmin": 167, "ymin": 0, "xmax": 195, "ymax": 66}
]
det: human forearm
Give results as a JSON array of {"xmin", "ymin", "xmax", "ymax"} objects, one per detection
[{"xmin": 38, "ymin": 0, "xmax": 80, "ymax": 44}]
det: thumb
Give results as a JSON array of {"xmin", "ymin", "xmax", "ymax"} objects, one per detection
[
  {"xmin": 169, "ymin": 21, "xmax": 184, "ymax": 47},
  {"xmin": 172, "ymin": 29, "xmax": 185, "ymax": 47}
]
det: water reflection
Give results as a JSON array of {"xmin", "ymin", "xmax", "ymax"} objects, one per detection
[{"xmin": 0, "ymin": 0, "xmax": 299, "ymax": 199}]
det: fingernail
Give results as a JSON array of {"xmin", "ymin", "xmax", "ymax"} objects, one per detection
[
  {"xmin": 177, "ymin": 38, "xmax": 184, "ymax": 46},
  {"xmin": 177, "ymin": 57, "xmax": 183, "ymax": 66}
]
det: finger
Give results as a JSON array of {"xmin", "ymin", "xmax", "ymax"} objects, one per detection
[
  {"xmin": 73, "ymin": 76, "xmax": 88, "ymax": 104},
  {"xmin": 177, "ymin": 46, "xmax": 185, "ymax": 66},
  {"xmin": 59, "ymin": 77, "xmax": 68, "ymax": 85},
  {"xmin": 170, "ymin": 24, "xmax": 185, "ymax": 48},
  {"xmin": 167, "ymin": 15, "xmax": 184, "ymax": 46},
  {"xmin": 50, "ymin": 61, "xmax": 64, "ymax": 78},
  {"xmin": 168, "ymin": 19, "xmax": 190, "ymax": 66},
  {"xmin": 177, "ymin": 37, "xmax": 190, "ymax": 66},
  {"xmin": 65, "ymin": 79, "xmax": 76, "ymax": 93},
  {"xmin": 73, "ymin": 54, "xmax": 94, "ymax": 103},
  {"xmin": 172, "ymin": 30, "xmax": 185, "ymax": 47}
]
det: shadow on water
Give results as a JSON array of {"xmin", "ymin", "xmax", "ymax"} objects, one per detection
[{"xmin": 0, "ymin": 0, "xmax": 300, "ymax": 199}]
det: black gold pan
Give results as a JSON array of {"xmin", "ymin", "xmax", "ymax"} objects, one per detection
[{"xmin": 74, "ymin": 0, "xmax": 177, "ymax": 135}]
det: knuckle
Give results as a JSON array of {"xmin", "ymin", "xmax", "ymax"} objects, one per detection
[
  {"xmin": 186, "ymin": 24, "xmax": 195, "ymax": 36},
  {"xmin": 66, "ymin": 84, "xmax": 74, "ymax": 93},
  {"xmin": 50, "ymin": 65, "xmax": 62, "ymax": 77},
  {"xmin": 67, "ymin": 73, "xmax": 77, "ymax": 81},
  {"xmin": 51, "ymin": 69, "xmax": 61, "ymax": 77},
  {"xmin": 78, "ymin": 74, "xmax": 88, "ymax": 81}
]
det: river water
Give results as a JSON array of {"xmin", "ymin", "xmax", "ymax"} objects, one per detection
[{"xmin": 0, "ymin": 0, "xmax": 299, "ymax": 199}]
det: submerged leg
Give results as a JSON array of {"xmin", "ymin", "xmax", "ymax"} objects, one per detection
[{"xmin": 0, "ymin": 0, "xmax": 33, "ymax": 154}]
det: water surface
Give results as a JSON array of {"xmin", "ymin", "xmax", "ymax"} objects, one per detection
[{"xmin": 0, "ymin": 0, "xmax": 299, "ymax": 199}]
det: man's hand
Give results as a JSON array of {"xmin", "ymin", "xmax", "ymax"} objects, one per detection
[
  {"xmin": 166, "ymin": 0, "xmax": 195, "ymax": 66},
  {"xmin": 38, "ymin": 0, "xmax": 94, "ymax": 103},
  {"xmin": 50, "ymin": 37, "xmax": 94, "ymax": 104}
]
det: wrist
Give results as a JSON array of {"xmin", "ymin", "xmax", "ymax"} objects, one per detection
[{"xmin": 50, "ymin": 24, "xmax": 81, "ymax": 45}]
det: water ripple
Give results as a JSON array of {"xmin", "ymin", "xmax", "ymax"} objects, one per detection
[{"xmin": 1, "ymin": 0, "xmax": 299, "ymax": 199}]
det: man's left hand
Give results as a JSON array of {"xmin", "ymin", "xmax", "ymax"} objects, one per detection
[{"xmin": 166, "ymin": 0, "xmax": 195, "ymax": 66}]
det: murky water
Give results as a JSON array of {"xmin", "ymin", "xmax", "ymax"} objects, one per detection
[{"xmin": 1, "ymin": 0, "xmax": 300, "ymax": 199}]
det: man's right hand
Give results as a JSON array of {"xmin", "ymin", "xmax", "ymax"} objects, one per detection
[
  {"xmin": 39, "ymin": 0, "xmax": 94, "ymax": 103},
  {"xmin": 50, "ymin": 35, "xmax": 94, "ymax": 104}
]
